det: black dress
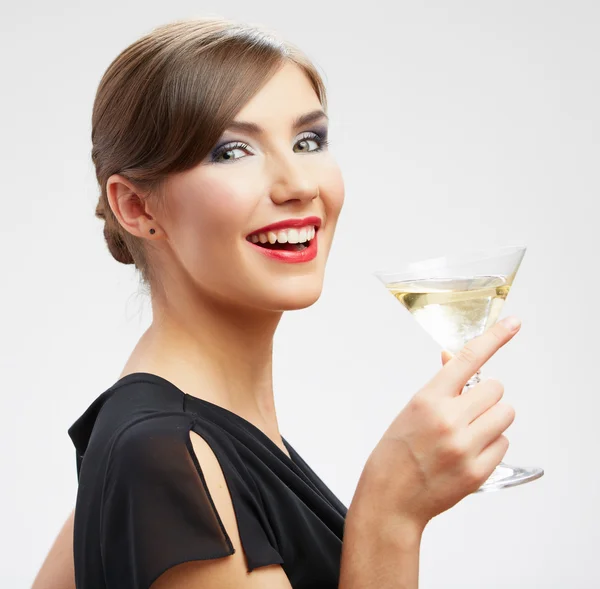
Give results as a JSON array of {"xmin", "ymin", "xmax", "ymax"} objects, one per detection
[{"xmin": 68, "ymin": 372, "xmax": 347, "ymax": 589}]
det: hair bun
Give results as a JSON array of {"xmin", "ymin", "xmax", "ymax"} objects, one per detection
[
  {"xmin": 102, "ymin": 223, "xmax": 135, "ymax": 265},
  {"xmin": 95, "ymin": 200, "xmax": 106, "ymax": 220}
]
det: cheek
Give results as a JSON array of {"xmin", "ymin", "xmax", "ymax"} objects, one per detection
[
  {"xmin": 171, "ymin": 174, "xmax": 253, "ymax": 239},
  {"xmin": 164, "ymin": 174, "xmax": 257, "ymax": 283}
]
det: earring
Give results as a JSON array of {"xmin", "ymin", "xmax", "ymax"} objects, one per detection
[{"xmin": 149, "ymin": 228, "xmax": 156, "ymax": 235}]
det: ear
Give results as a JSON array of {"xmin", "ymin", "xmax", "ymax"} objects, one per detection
[{"xmin": 106, "ymin": 174, "xmax": 161, "ymax": 238}]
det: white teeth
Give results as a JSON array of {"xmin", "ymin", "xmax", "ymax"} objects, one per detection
[{"xmin": 248, "ymin": 225, "xmax": 318, "ymax": 244}]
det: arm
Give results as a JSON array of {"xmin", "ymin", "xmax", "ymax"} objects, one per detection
[
  {"xmin": 154, "ymin": 434, "xmax": 422, "ymax": 589},
  {"xmin": 338, "ymin": 465, "xmax": 423, "ymax": 589},
  {"xmin": 340, "ymin": 321, "xmax": 520, "ymax": 589},
  {"xmin": 31, "ymin": 509, "xmax": 76, "ymax": 589}
]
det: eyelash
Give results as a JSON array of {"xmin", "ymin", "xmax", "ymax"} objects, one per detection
[{"xmin": 209, "ymin": 131, "xmax": 330, "ymax": 164}]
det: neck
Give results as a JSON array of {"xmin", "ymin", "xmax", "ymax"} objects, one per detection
[{"xmin": 123, "ymin": 283, "xmax": 284, "ymax": 441}]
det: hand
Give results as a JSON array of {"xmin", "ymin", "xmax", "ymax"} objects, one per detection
[{"xmin": 359, "ymin": 317, "xmax": 520, "ymax": 533}]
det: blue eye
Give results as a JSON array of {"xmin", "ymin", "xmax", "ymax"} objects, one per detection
[{"xmin": 209, "ymin": 131, "xmax": 330, "ymax": 164}]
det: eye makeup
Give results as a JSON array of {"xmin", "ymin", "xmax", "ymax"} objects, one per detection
[{"xmin": 209, "ymin": 127, "xmax": 330, "ymax": 164}]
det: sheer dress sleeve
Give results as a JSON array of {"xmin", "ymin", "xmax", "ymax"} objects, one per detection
[{"xmin": 99, "ymin": 414, "xmax": 281, "ymax": 588}]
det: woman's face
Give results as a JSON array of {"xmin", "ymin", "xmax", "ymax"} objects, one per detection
[{"xmin": 159, "ymin": 61, "xmax": 345, "ymax": 312}]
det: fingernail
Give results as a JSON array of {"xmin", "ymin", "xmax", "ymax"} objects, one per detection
[{"xmin": 501, "ymin": 316, "xmax": 521, "ymax": 331}]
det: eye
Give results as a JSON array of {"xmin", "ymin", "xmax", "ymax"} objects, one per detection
[
  {"xmin": 209, "ymin": 131, "xmax": 330, "ymax": 164},
  {"xmin": 210, "ymin": 141, "xmax": 252, "ymax": 164},
  {"xmin": 294, "ymin": 132, "xmax": 330, "ymax": 154}
]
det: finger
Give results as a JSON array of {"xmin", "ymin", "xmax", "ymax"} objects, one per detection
[
  {"xmin": 469, "ymin": 436, "xmax": 510, "ymax": 490},
  {"xmin": 468, "ymin": 401, "xmax": 515, "ymax": 456},
  {"xmin": 454, "ymin": 378, "xmax": 504, "ymax": 426},
  {"xmin": 441, "ymin": 350, "xmax": 453, "ymax": 366},
  {"xmin": 427, "ymin": 316, "xmax": 521, "ymax": 397}
]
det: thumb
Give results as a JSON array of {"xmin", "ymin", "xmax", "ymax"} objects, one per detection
[{"xmin": 441, "ymin": 350, "xmax": 453, "ymax": 366}]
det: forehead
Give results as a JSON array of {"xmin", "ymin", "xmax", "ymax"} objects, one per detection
[{"xmin": 233, "ymin": 62, "xmax": 322, "ymax": 124}]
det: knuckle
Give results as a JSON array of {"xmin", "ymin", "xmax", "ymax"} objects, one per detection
[
  {"xmin": 498, "ymin": 403, "xmax": 516, "ymax": 425},
  {"xmin": 441, "ymin": 435, "xmax": 468, "ymax": 462},
  {"xmin": 499, "ymin": 434, "xmax": 510, "ymax": 450},
  {"xmin": 463, "ymin": 465, "xmax": 484, "ymax": 488},
  {"xmin": 455, "ymin": 345, "xmax": 479, "ymax": 367},
  {"xmin": 494, "ymin": 435, "xmax": 510, "ymax": 463},
  {"xmin": 485, "ymin": 378, "xmax": 505, "ymax": 398},
  {"xmin": 410, "ymin": 393, "xmax": 433, "ymax": 419},
  {"xmin": 433, "ymin": 412, "xmax": 455, "ymax": 437},
  {"xmin": 411, "ymin": 393, "xmax": 429, "ymax": 412}
]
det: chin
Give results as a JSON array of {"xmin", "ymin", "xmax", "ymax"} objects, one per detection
[{"xmin": 264, "ymin": 281, "xmax": 324, "ymax": 312}]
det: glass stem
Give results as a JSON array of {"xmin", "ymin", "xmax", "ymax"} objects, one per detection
[{"xmin": 463, "ymin": 370, "xmax": 481, "ymax": 391}]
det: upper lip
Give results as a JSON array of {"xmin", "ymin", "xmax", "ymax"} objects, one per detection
[{"xmin": 247, "ymin": 216, "xmax": 322, "ymax": 237}]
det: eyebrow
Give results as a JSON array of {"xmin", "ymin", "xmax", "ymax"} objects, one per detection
[{"xmin": 225, "ymin": 109, "xmax": 328, "ymax": 136}]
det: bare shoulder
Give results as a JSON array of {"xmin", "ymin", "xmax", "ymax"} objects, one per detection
[{"xmin": 150, "ymin": 431, "xmax": 292, "ymax": 589}]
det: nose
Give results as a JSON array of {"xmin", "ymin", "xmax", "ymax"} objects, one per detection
[{"xmin": 268, "ymin": 152, "xmax": 319, "ymax": 205}]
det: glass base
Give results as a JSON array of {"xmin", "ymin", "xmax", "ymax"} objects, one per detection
[{"xmin": 474, "ymin": 461, "xmax": 544, "ymax": 493}]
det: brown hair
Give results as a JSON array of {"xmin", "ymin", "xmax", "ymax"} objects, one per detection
[{"xmin": 92, "ymin": 16, "xmax": 328, "ymax": 289}]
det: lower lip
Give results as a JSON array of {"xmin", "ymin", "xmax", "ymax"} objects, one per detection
[{"xmin": 247, "ymin": 231, "xmax": 319, "ymax": 263}]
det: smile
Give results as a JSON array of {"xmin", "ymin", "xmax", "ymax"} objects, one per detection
[
  {"xmin": 247, "ymin": 225, "xmax": 316, "ymax": 248},
  {"xmin": 245, "ymin": 226, "xmax": 319, "ymax": 263}
]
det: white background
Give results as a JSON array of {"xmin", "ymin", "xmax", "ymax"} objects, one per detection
[{"xmin": 1, "ymin": 1, "xmax": 598, "ymax": 587}]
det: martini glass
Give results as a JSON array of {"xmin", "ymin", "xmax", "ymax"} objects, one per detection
[{"xmin": 374, "ymin": 245, "xmax": 544, "ymax": 492}]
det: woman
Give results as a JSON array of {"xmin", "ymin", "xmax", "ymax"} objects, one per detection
[{"xmin": 32, "ymin": 16, "xmax": 518, "ymax": 589}]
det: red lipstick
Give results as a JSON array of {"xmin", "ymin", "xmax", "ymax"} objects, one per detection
[{"xmin": 247, "ymin": 216, "xmax": 321, "ymax": 237}]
